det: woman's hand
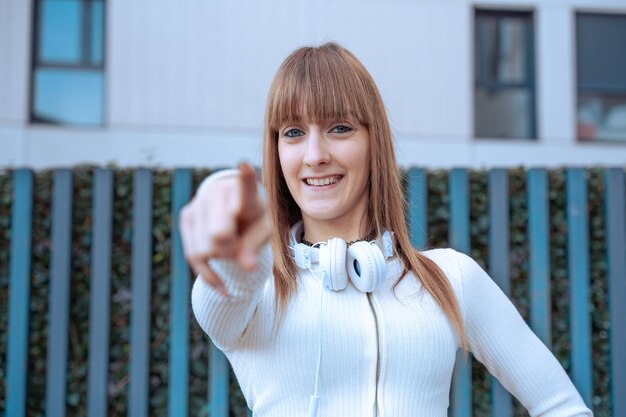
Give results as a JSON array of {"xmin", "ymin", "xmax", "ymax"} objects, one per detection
[{"xmin": 179, "ymin": 163, "xmax": 272, "ymax": 296}]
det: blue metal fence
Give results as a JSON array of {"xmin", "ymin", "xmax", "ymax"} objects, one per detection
[
  {"xmin": 5, "ymin": 169, "xmax": 33, "ymax": 417},
  {"xmin": 1, "ymin": 167, "xmax": 624, "ymax": 416},
  {"xmin": 87, "ymin": 168, "xmax": 113, "ymax": 417}
]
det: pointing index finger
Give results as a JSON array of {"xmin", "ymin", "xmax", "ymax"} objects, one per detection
[{"xmin": 238, "ymin": 162, "xmax": 260, "ymax": 219}]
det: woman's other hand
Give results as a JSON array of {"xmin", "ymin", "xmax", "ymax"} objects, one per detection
[{"xmin": 179, "ymin": 162, "xmax": 272, "ymax": 296}]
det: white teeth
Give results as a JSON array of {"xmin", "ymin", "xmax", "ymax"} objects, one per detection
[{"xmin": 305, "ymin": 176, "xmax": 341, "ymax": 186}]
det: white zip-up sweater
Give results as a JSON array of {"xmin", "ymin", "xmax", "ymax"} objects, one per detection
[{"xmin": 191, "ymin": 243, "xmax": 592, "ymax": 417}]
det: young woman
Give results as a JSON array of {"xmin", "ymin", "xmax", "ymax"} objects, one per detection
[{"xmin": 180, "ymin": 43, "xmax": 592, "ymax": 417}]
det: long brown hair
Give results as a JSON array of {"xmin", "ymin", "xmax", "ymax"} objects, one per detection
[{"xmin": 262, "ymin": 42, "xmax": 467, "ymax": 353}]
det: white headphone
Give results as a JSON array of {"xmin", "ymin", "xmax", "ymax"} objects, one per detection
[
  {"xmin": 290, "ymin": 221, "xmax": 395, "ymax": 293},
  {"xmin": 289, "ymin": 221, "xmax": 396, "ymax": 417}
]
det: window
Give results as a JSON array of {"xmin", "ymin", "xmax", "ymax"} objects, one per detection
[
  {"xmin": 576, "ymin": 12, "xmax": 626, "ymax": 142},
  {"xmin": 474, "ymin": 9, "xmax": 536, "ymax": 139},
  {"xmin": 31, "ymin": 0, "xmax": 105, "ymax": 126}
]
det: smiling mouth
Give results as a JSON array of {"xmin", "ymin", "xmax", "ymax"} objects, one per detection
[{"xmin": 303, "ymin": 175, "xmax": 343, "ymax": 187}]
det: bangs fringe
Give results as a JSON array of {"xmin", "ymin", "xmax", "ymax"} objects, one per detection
[{"xmin": 267, "ymin": 44, "xmax": 373, "ymax": 133}]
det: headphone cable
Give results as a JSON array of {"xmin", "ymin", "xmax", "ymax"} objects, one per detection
[{"xmin": 308, "ymin": 271, "xmax": 325, "ymax": 417}]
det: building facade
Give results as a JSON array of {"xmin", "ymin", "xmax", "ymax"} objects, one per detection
[{"xmin": 1, "ymin": 0, "xmax": 625, "ymax": 169}]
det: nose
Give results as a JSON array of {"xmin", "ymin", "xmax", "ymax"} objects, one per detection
[{"xmin": 303, "ymin": 128, "xmax": 331, "ymax": 166}]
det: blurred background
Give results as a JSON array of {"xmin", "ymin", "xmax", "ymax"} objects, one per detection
[
  {"xmin": 1, "ymin": 0, "xmax": 625, "ymax": 169},
  {"xmin": 1, "ymin": 1, "xmax": 625, "ymax": 417}
]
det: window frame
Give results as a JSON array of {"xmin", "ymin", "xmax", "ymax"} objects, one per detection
[
  {"xmin": 473, "ymin": 8, "xmax": 538, "ymax": 140},
  {"xmin": 574, "ymin": 10, "xmax": 626, "ymax": 144},
  {"xmin": 29, "ymin": 0, "xmax": 106, "ymax": 126}
]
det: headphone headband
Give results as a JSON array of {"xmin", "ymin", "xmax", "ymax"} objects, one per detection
[{"xmin": 289, "ymin": 221, "xmax": 394, "ymax": 270}]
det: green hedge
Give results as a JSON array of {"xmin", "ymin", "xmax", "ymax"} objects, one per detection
[{"xmin": 0, "ymin": 167, "xmax": 615, "ymax": 417}]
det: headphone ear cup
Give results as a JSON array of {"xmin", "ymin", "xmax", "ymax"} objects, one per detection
[
  {"xmin": 320, "ymin": 238, "xmax": 348, "ymax": 291},
  {"xmin": 346, "ymin": 242, "xmax": 386, "ymax": 292}
]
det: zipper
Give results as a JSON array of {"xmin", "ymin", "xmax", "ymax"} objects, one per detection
[{"xmin": 367, "ymin": 293, "xmax": 382, "ymax": 417}]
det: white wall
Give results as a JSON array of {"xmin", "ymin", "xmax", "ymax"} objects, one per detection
[
  {"xmin": 1, "ymin": 0, "xmax": 625, "ymax": 168},
  {"xmin": 0, "ymin": 0, "xmax": 31, "ymax": 124}
]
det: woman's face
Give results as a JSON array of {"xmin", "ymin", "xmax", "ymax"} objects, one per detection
[{"xmin": 278, "ymin": 119, "xmax": 371, "ymax": 226}]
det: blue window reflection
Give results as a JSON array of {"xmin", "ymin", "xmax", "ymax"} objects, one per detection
[
  {"xmin": 34, "ymin": 69, "xmax": 104, "ymax": 125},
  {"xmin": 39, "ymin": 0, "xmax": 83, "ymax": 63},
  {"xmin": 33, "ymin": 0, "xmax": 106, "ymax": 126}
]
